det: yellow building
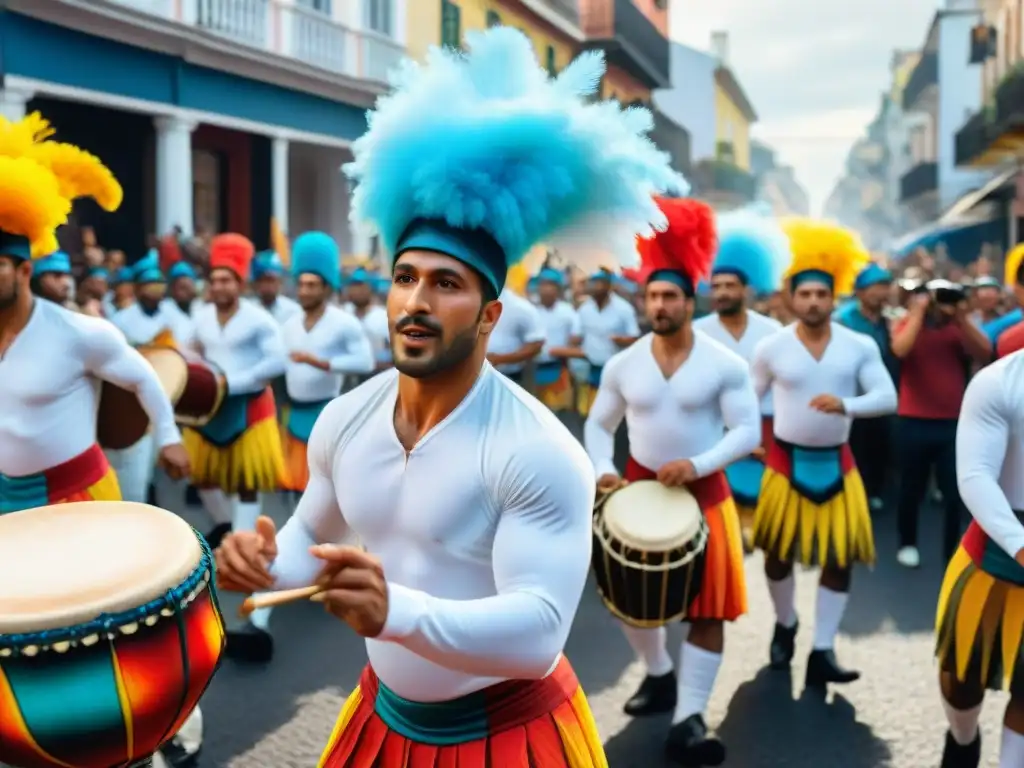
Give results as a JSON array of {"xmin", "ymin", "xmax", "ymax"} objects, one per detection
[
  {"xmin": 405, "ymin": 0, "xmax": 581, "ymax": 76},
  {"xmin": 713, "ymin": 66, "xmax": 757, "ymax": 172}
]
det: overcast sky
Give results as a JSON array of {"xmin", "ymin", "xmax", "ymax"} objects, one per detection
[{"xmin": 669, "ymin": 0, "xmax": 941, "ymax": 213}]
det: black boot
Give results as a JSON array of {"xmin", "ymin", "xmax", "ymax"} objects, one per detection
[
  {"xmin": 623, "ymin": 670, "xmax": 677, "ymax": 716},
  {"xmin": 769, "ymin": 621, "xmax": 798, "ymax": 669},
  {"xmin": 804, "ymin": 649, "xmax": 860, "ymax": 687},
  {"xmin": 160, "ymin": 740, "xmax": 201, "ymax": 767},
  {"xmin": 204, "ymin": 522, "xmax": 232, "ymax": 550},
  {"xmin": 226, "ymin": 621, "xmax": 274, "ymax": 663},
  {"xmin": 940, "ymin": 729, "xmax": 980, "ymax": 768},
  {"xmin": 664, "ymin": 714, "xmax": 726, "ymax": 767}
]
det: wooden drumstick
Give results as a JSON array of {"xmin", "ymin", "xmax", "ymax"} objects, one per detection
[{"xmin": 238, "ymin": 585, "xmax": 323, "ymax": 617}]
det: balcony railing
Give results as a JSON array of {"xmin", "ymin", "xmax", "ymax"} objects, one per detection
[
  {"xmin": 899, "ymin": 161, "xmax": 938, "ymax": 201},
  {"xmin": 955, "ymin": 110, "xmax": 992, "ymax": 166},
  {"xmin": 650, "ymin": 107, "xmax": 691, "ymax": 175},
  {"xmin": 692, "ymin": 159, "xmax": 756, "ymax": 200},
  {"xmin": 902, "ymin": 51, "xmax": 938, "ymax": 111},
  {"xmin": 580, "ymin": 0, "xmax": 669, "ymax": 89},
  {"xmin": 995, "ymin": 65, "xmax": 1024, "ymax": 125},
  {"xmin": 105, "ymin": 0, "xmax": 404, "ymax": 84},
  {"xmin": 531, "ymin": 0, "xmax": 579, "ymax": 25}
]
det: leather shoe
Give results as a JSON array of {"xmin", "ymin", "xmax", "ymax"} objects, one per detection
[
  {"xmin": 804, "ymin": 649, "xmax": 860, "ymax": 687},
  {"xmin": 940, "ymin": 729, "xmax": 980, "ymax": 768},
  {"xmin": 226, "ymin": 622, "xmax": 274, "ymax": 663},
  {"xmin": 664, "ymin": 714, "xmax": 726, "ymax": 766},
  {"xmin": 769, "ymin": 621, "xmax": 798, "ymax": 669},
  {"xmin": 623, "ymin": 671, "xmax": 677, "ymax": 716}
]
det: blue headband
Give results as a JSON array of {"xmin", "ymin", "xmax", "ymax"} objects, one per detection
[
  {"xmin": 538, "ymin": 267, "xmax": 564, "ymax": 285},
  {"xmin": 790, "ymin": 269, "xmax": 834, "ymax": 291},
  {"xmin": 33, "ymin": 251, "xmax": 72, "ymax": 276},
  {"xmin": 112, "ymin": 266, "xmax": 135, "ymax": 285},
  {"xmin": 648, "ymin": 269, "xmax": 694, "ymax": 296},
  {"xmin": 0, "ymin": 232, "xmax": 31, "ymax": 261},
  {"xmin": 711, "ymin": 266, "xmax": 749, "ymax": 285},
  {"xmin": 168, "ymin": 262, "xmax": 197, "ymax": 281},
  {"xmin": 396, "ymin": 218, "xmax": 507, "ymax": 295},
  {"xmin": 853, "ymin": 264, "xmax": 892, "ymax": 291},
  {"xmin": 87, "ymin": 267, "xmax": 109, "ymax": 281}
]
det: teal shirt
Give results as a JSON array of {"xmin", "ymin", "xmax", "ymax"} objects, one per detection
[{"xmin": 834, "ymin": 301, "xmax": 898, "ymax": 382}]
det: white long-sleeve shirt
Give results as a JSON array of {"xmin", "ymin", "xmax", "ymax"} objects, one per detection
[
  {"xmin": 345, "ymin": 303, "xmax": 391, "ymax": 365},
  {"xmin": 693, "ymin": 309, "xmax": 781, "ymax": 416},
  {"xmin": 751, "ymin": 322, "xmax": 897, "ymax": 447},
  {"xmin": 488, "ymin": 290, "xmax": 546, "ymax": 374},
  {"xmin": 956, "ymin": 352, "xmax": 1024, "ymax": 559},
  {"xmin": 536, "ymin": 301, "xmax": 581, "ymax": 364},
  {"xmin": 576, "ymin": 294, "xmax": 640, "ymax": 366},
  {"xmin": 0, "ymin": 300, "xmax": 181, "ymax": 476},
  {"xmin": 283, "ymin": 306, "xmax": 374, "ymax": 402},
  {"xmin": 112, "ymin": 302, "xmax": 195, "ymax": 347},
  {"xmin": 269, "ymin": 365, "xmax": 595, "ymax": 701},
  {"xmin": 252, "ymin": 294, "xmax": 301, "ymax": 326},
  {"xmin": 584, "ymin": 333, "xmax": 760, "ymax": 479},
  {"xmin": 193, "ymin": 301, "xmax": 286, "ymax": 395}
]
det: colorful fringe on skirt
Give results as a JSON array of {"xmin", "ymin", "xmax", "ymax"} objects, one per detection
[
  {"xmin": 575, "ymin": 365, "xmax": 603, "ymax": 418},
  {"xmin": 280, "ymin": 397, "xmax": 332, "ymax": 492},
  {"xmin": 0, "ymin": 444, "xmax": 121, "ymax": 513},
  {"xmin": 183, "ymin": 388, "xmax": 287, "ymax": 493},
  {"xmin": 319, "ymin": 658, "xmax": 607, "ymax": 768},
  {"xmin": 936, "ymin": 519, "xmax": 1024, "ymax": 694},
  {"xmin": 724, "ymin": 417, "xmax": 775, "ymax": 555},
  {"xmin": 535, "ymin": 362, "xmax": 574, "ymax": 412},
  {"xmin": 625, "ymin": 458, "xmax": 748, "ymax": 621},
  {"xmin": 753, "ymin": 439, "xmax": 873, "ymax": 568}
]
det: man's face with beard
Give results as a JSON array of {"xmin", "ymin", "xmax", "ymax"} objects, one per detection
[
  {"xmin": 296, "ymin": 273, "xmax": 330, "ymax": 311},
  {"xmin": 858, "ymin": 282, "xmax": 890, "ymax": 313},
  {"xmin": 537, "ymin": 280, "xmax": 561, "ymax": 307},
  {"xmin": 38, "ymin": 273, "xmax": 71, "ymax": 304},
  {"xmin": 386, "ymin": 250, "xmax": 500, "ymax": 379},
  {"xmin": 645, "ymin": 280, "xmax": 691, "ymax": 336},
  {"xmin": 791, "ymin": 281, "xmax": 834, "ymax": 327},
  {"xmin": 348, "ymin": 282, "xmax": 372, "ymax": 309},
  {"xmin": 0, "ymin": 256, "xmax": 29, "ymax": 311},
  {"xmin": 588, "ymin": 277, "xmax": 611, "ymax": 303},
  {"xmin": 170, "ymin": 276, "xmax": 196, "ymax": 308},
  {"xmin": 710, "ymin": 273, "xmax": 746, "ymax": 316},
  {"xmin": 208, "ymin": 269, "xmax": 242, "ymax": 310},
  {"xmin": 254, "ymin": 274, "xmax": 282, "ymax": 305},
  {"xmin": 136, "ymin": 281, "xmax": 166, "ymax": 313}
]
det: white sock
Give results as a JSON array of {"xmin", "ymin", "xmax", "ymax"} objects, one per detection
[
  {"xmin": 812, "ymin": 586, "xmax": 849, "ymax": 650},
  {"xmin": 620, "ymin": 624, "xmax": 674, "ymax": 676},
  {"xmin": 942, "ymin": 699, "xmax": 981, "ymax": 746},
  {"xmin": 248, "ymin": 605, "xmax": 273, "ymax": 631},
  {"xmin": 767, "ymin": 575, "xmax": 798, "ymax": 628},
  {"xmin": 198, "ymin": 489, "xmax": 232, "ymax": 525},
  {"xmin": 672, "ymin": 642, "xmax": 722, "ymax": 725},
  {"xmin": 1001, "ymin": 726, "xmax": 1024, "ymax": 766},
  {"xmin": 233, "ymin": 499, "xmax": 262, "ymax": 532}
]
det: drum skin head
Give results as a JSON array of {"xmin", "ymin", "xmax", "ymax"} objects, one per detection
[
  {"xmin": 0, "ymin": 502, "xmax": 201, "ymax": 633},
  {"xmin": 603, "ymin": 481, "xmax": 702, "ymax": 551},
  {"xmin": 145, "ymin": 347, "xmax": 188, "ymax": 403}
]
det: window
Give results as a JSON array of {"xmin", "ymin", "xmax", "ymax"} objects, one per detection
[
  {"xmin": 441, "ymin": 0, "xmax": 461, "ymax": 50},
  {"xmin": 545, "ymin": 45, "xmax": 556, "ymax": 76},
  {"xmin": 366, "ymin": 0, "xmax": 391, "ymax": 36},
  {"xmin": 192, "ymin": 149, "xmax": 224, "ymax": 235},
  {"xmin": 297, "ymin": 0, "xmax": 331, "ymax": 13},
  {"xmin": 486, "ymin": 9, "xmax": 501, "ymax": 27}
]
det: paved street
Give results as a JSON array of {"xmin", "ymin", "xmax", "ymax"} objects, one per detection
[{"xmin": 158, "ymin": 474, "xmax": 1008, "ymax": 768}]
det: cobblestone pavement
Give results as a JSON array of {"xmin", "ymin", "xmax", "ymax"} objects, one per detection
[{"xmin": 158, "ymin": 473, "xmax": 1007, "ymax": 768}]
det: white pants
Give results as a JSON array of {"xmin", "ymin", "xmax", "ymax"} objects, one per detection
[{"xmin": 106, "ymin": 434, "xmax": 157, "ymax": 503}]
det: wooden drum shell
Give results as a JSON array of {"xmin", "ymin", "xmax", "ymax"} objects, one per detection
[{"xmin": 174, "ymin": 359, "xmax": 226, "ymax": 428}]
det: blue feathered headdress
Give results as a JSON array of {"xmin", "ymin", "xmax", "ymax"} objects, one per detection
[
  {"xmin": 133, "ymin": 248, "xmax": 164, "ymax": 285},
  {"xmin": 343, "ymin": 27, "xmax": 685, "ymax": 294},
  {"xmin": 292, "ymin": 232, "xmax": 341, "ymax": 290},
  {"xmin": 712, "ymin": 208, "xmax": 790, "ymax": 295}
]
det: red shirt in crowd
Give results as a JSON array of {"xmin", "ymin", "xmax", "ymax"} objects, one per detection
[
  {"xmin": 895, "ymin": 317, "xmax": 970, "ymax": 420},
  {"xmin": 997, "ymin": 321, "xmax": 1024, "ymax": 359}
]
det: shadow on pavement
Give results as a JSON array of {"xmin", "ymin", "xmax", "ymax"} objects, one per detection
[{"xmin": 565, "ymin": 576, "xmax": 642, "ymax": 696}]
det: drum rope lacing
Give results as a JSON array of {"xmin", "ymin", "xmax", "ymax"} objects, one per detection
[{"xmin": 0, "ymin": 531, "xmax": 215, "ymax": 656}]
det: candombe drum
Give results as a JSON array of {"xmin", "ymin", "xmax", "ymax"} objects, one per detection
[
  {"xmin": 97, "ymin": 346, "xmax": 189, "ymax": 450},
  {"xmin": 0, "ymin": 502, "xmax": 225, "ymax": 768},
  {"xmin": 173, "ymin": 350, "xmax": 226, "ymax": 428},
  {"xmin": 591, "ymin": 480, "xmax": 709, "ymax": 627}
]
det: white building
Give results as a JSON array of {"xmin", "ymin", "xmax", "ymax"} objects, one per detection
[
  {"xmin": 654, "ymin": 41, "xmax": 717, "ymax": 164},
  {"xmin": 0, "ymin": 0, "xmax": 407, "ymax": 256}
]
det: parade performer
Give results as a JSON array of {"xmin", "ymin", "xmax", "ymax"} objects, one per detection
[
  {"xmin": 252, "ymin": 249, "xmax": 301, "ymax": 324},
  {"xmin": 30, "ymin": 249, "xmax": 74, "ymax": 307},
  {"xmin": 934, "ymin": 351, "xmax": 1024, "ymax": 768},
  {"xmin": 344, "ymin": 266, "xmax": 392, "ymax": 381},
  {"xmin": 214, "ymin": 27, "xmax": 681, "ymax": 766},
  {"xmin": 750, "ymin": 219, "xmax": 896, "ymax": 687},
  {"xmin": 486, "ymin": 282, "xmax": 546, "ymax": 385},
  {"xmin": 584, "ymin": 197, "xmax": 759, "ymax": 766},
  {"xmin": 533, "ymin": 267, "xmax": 581, "ymax": 412},
  {"xmin": 693, "ymin": 209, "xmax": 787, "ymax": 551},
  {"xmin": 282, "ymin": 231, "xmax": 374, "ymax": 491},
  {"xmin": 105, "ymin": 264, "xmax": 135, "ymax": 316},
  {"xmin": 185, "ymin": 232, "xmax": 288, "ymax": 661},
  {"xmin": 163, "ymin": 260, "xmax": 201, "ymax": 321}
]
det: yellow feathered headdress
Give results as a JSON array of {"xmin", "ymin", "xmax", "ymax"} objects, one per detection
[
  {"xmin": 1005, "ymin": 243, "xmax": 1024, "ymax": 288},
  {"xmin": 0, "ymin": 112, "xmax": 122, "ymax": 258},
  {"xmin": 781, "ymin": 218, "xmax": 870, "ymax": 295}
]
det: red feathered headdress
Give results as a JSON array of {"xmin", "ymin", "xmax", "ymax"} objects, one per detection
[
  {"xmin": 635, "ymin": 197, "xmax": 717, "ymax": 287},
  {"xmin": 209, "ymin": 233, "xmax": 255, "ymax": 280}
]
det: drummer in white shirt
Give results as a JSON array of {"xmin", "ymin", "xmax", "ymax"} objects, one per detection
[
  {"xmin": 343, "ymin": 267, "xmax": 392, "ymax": 384},
  {"xmin": 161, "ymin": 261, "xmax": 202, "ymax": 322},
  {"xmin": 576, "ymin": 267, "xmax": 641, "ymax": 416},
  {"xmin": 530, "ymin": 267, "xmax": 581, "ymax": 412},
  {"xmin": 486, "ymin": 285, "xmax": 546, "ymax": 385},
  {"xmin": 281, "ymin": 232, "xmax": 374, "ymax": 493},
  {"xmin": 251, "ymin": 250, "xmax": 301, "ymax": 325}
]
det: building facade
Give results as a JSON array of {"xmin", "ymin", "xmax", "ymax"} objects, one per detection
[
  {"xmin": 654, "ymin": 42, "xmax": 717, "ymax": 163},
  {"xmin": 0, "ymin": 0, "xmax": 406, "ymax": 258}
]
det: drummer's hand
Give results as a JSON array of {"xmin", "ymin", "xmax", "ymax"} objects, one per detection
[
  {"xmin": 657, "ymin": 459, "xmax": 697, "ymax": 487},
  {"xmin": 310, "ymin": 545, "xmax": 388, "ymax": 638},
  {"xmin": 158, "ymin": 443, "xmax": 191, "ymax": 481},
  {"xmin": 215, "ymin": 516, "xmax": 278, "ymax": 593},
  {"xmin": 597, "ymin": 473, "xmax": 624, "ymax": 493},
  {"xmin": 809, "ymin": 394, "xmax": 845, "ymax": 415},
  {"xmin": 751, "ymin": 446, "xmax": 766, "ymax": 459}
]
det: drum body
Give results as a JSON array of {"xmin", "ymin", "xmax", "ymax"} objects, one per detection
[
  {"xmin": 0, "ymin": 502, "xmax": 225, "ymax": 768},
  {"xmin": 592, "ymin": 480, "xmax": 708, "ymax": 628},
  {"xmin": 97, "ymin": 347, "xmax": 188, "ymax": 450},
  {"xmin": 174, "ymin": 357, "xmax": 226, "ymax": 428}
]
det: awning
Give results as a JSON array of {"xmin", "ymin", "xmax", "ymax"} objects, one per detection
[
  {"xmin": 939, "ymin": 167, "xmax": 1016, "ymax": 221},
  {"xmin": 891, "ymin": 215, "xmax": 1006, "ymax": 262}
]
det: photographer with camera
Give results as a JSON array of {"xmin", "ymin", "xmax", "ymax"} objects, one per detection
[{"xmin": 890, "ymin": 280, "xmax": 991, "ymax": 568}]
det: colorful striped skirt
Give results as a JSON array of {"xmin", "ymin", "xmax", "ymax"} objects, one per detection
[
  {"xmin": 0, "ymin": 444, "xmax": 121, "ymax": 513},
  {"xmin": 182, "ymin": 388, "xmax": 287, "ymax": 494},
  {"xmin": 936, "ymin": 519, "xmax": 1024, "ymax": 694},
  {"xmin": 575, "ymin": 365, "xmax": 603, "ymax": 419},
  {"xmin": 725, "ymin": 416, "xmax": 774, "ymax": 553},
  {"xmin": 319, "ymin": 658, "xmax": 607, "ymax": 768},
  {"xmin": 624, "ymin": 458, "xmax": 748, "ymax": 621},
  {"xmin": 535, "ymin": 362, "xmax": 574, "ymax": 412},
  {"xmin": 753, "ymin": 439, "xmax": 873, "ymax": 568},
  {"xmin": 280, "ymin": 397, "xmax": 332, "ymax": 492}
]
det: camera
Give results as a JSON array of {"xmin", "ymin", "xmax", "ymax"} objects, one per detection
[{"xmin": 926, "ymin": 279, "xmax": 966, "ymax": 305}]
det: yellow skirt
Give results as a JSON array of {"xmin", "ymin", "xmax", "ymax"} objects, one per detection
[
  {"xmin": 736, "ymin": 503, "xmax": 756, "ymax": 555},
  {"xmin": 753, "ymin": 441, "xmax": 874, "ymax": 568},
  {"xmin": 936, "ymin": 545, "xmax": 1024, "ymax": 693},
  {"xmin": 281, "ymin": 430, "xmax": 309, "ymax": 492},
  {"xmin": 536, "ymin": 365, "xmax": 574, "ymax": 412}
]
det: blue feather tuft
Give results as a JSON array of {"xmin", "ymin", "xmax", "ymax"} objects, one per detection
[
  {"xmin": 714, "ymin": 208, "xmax": 791, "ymax": 294},
  {"xmin": 344, "ymin": 27, "xmax": 685, "ymax": 271}
]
